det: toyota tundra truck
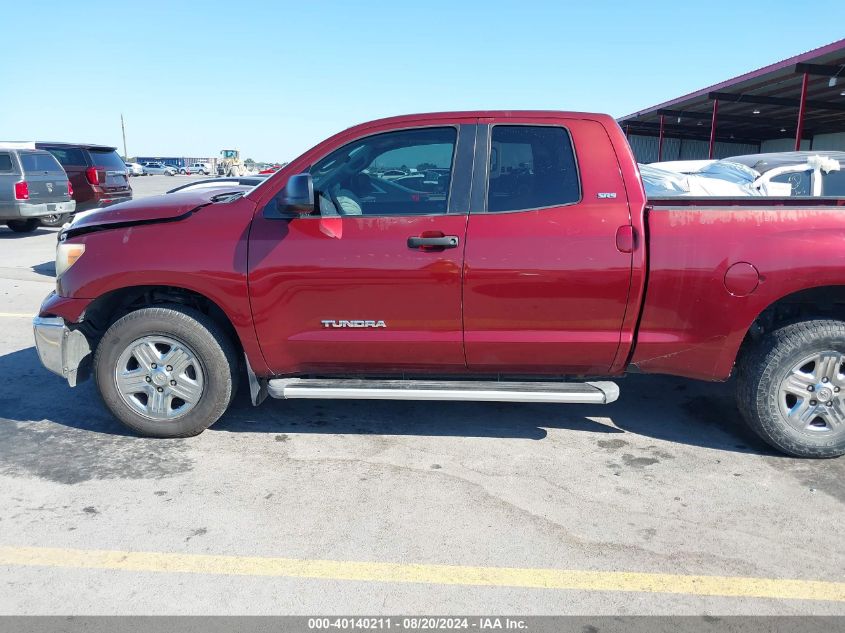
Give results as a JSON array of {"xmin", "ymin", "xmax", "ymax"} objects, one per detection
[{"xmin": 32, "ymin": 111, "xmax": 845, "ymax": 458}]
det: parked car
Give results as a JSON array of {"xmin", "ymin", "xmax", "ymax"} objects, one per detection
[
  {"xmin": 6, "ymin": 142, "xmax": 132, "ymax": 225},
  {"xmin": 728, "ymin": 151, "xmax": 845, "ymax": 197},
  {"xmin": 33, "ymin": 110, "xmax": 845, "ymax": 458},
  {"xmin": 0, "ymin": 148, "xmax": 75, "ymax": 232},
  {"xmin": 125, "ymin": 162, "xmax": 146, "ymax": 177},
  {"xmin": 142, "ymin": 162, "xmax": 177, "ymax": 176},
  {"xmin": 180, "ymin": 162, "xmax": 212, "ymax": 175},
  {"xmin": 649, "ymin": 152, "xmax": 845, "ymax": 198}
]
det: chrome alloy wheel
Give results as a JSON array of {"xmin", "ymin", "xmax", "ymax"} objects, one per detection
[
  {"xmin": 778, "ymin": 351, "xmax": 845, "ymax": 436},
  {"xmin": 113, "ymin": 335, "xmax": 205, "ymax": 421}
]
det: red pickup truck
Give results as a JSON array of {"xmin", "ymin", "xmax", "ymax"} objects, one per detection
[{"xmin": 32, "ymin": 111, "xmax": 845, "ymax": 458}]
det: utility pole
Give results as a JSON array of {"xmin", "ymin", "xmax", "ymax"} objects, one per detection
[{"xmin": 120, "ymin": 113, "xmax": 128, "ymax": 160}]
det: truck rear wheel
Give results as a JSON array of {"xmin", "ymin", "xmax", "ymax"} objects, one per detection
[
  {"xmin": 6, "ymin": 219, "xmax": 39, "ymax": 233},
  {"xmin": 40, "ymin": 213, "xmax": 70, "ymax": 228},
  {"xmin": 736, "ymin": 320, "xmax": 845, "ymax": 458},
  {"xmin": 94, "ymin": 304, "xmax": 238, "ymax": 438}
]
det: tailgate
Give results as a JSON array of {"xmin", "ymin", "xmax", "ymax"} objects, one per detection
[
  {"xmin": 18, "ymin": 152, "xmax": 71, "ymax": 203},
  {"xmin": 87, "ymin": 148, "xmax": 131, "ymax": 192}
]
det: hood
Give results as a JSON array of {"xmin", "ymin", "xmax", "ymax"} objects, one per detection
[{"xmin": 67, "ymin": 189, "xmax": 223, "ymax": 234}]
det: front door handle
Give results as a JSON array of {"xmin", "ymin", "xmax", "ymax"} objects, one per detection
[{"xmin": 407, "ymin": 235, "xmax": 460, "ymax": 250}]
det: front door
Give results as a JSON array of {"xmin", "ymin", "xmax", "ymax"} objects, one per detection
[
  {"xmin": 463, "ymin": 118, "xmax": 635, "ymax": 374},
  {"xmin": 249, "ymin": 122, "xmax": 476, "ymax": 375}
]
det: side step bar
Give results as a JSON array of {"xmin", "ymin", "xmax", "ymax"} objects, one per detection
[{"xmin": 266, "ymin": 378, "xmax": 619, "ymax": 404}]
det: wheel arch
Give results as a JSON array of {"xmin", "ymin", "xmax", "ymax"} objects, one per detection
[
  {"xmin": 80, "ymin": 284, "xmax": 244, "ymax": 357},
  {"xmin": 736, "ymin": 284, "xmax": 845, "ymax": 364}
]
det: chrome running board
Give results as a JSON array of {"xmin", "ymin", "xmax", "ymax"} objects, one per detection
[{"xmin": 266, "ymin": 378, "xmax": 619, "ymax": 404}]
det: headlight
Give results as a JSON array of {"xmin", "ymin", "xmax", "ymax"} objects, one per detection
[{"xmin": 56, "ymin": 242, "xmax": 85, "ymax": 277}]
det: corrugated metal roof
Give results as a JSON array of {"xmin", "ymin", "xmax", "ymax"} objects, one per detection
[{"xmin": 619, "ymin": 39, "xmax": 845, "ymax": 145}]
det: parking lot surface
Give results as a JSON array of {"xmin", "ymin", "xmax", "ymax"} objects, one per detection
[{"xmin": 0, "ymin": 175, "xmax": 843, "ymax": 615}]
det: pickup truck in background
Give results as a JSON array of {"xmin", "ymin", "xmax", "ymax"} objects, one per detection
[
  {"xmin": 32, "ymin": 111, "xmax": 845, "ymax": 458},
  {"xmin": 0, "ymin": 148, "xmax": 75, "ymax": 232}
]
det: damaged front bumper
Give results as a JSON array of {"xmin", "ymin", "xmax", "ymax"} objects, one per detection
[{"xmin": 32, "ymin": 316, "xmax": 92, "ymax": 387}]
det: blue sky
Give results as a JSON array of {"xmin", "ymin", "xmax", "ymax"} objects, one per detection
[{"xmin": 2, "ymin": 1, "xmax": 843, "ymax": 162}]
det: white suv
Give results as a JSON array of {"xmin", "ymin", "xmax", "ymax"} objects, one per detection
[{"xmin": 181, "ymin": 162, "xmax": 211, "ymax": 175}]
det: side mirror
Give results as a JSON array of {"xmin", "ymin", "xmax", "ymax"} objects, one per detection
[{"xmin": 264, "ymin": 173, "xmax": 315, "ymax": 218}]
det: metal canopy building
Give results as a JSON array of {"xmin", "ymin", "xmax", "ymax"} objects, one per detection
[{"xmin": 619, "ymin": 39, "xmax": 845, "ymax": 163}]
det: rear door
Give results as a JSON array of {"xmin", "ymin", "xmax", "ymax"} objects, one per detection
[
  {"xmin": 249, "ymin": 120, "xmax": 476, "ymax": 374},
  {"xmin": 17, "ymin": 151, "xmax": 70, "ymax": 204},
  {"xmin": 463, "ymin": 117, "xmax": 634, "ymax": 374}
]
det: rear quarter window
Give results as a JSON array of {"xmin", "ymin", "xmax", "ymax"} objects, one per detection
[
  {"xmin": 20, "ymin": 152, "xmax": 64, "ymax": 173},
  {"xmin": 0, "ymin": 153, "xmax": 14, "ymax": 172},
  {"xmin": 43, "ymin": 147, "xmax": 86, "ymax": 166}
]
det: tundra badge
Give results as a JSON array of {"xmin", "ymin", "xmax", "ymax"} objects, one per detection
[{"xmin": 322, "ymin": 320, "xmax": 387, "ymax": 328}]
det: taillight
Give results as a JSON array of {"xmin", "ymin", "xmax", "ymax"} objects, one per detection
[
  {"xmin": 14, "ymin": 181, "xmax": 29, "ymax": 200},
  {"xmin": 67, "ymin": 181, "xmax": 74, "ymax": 197},
  {"xmin": 85, "ymin": 166, "xmax": 101, "ymax": 185}
]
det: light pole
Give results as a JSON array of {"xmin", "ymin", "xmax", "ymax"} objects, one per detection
[{"xmin": 120, "ymin": 113, "xmax": 128, "ymax": 160}]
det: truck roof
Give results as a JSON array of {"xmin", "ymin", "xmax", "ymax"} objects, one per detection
[{"xmin": 342, "ymin": 110, "xmax": 617, "ymax": 133}]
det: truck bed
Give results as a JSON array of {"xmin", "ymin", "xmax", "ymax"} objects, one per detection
[{"xmin": 630, "ymin": 195, "xmax": 845, "ymax": 380}]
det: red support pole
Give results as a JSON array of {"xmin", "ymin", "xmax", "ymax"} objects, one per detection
[
  {"xmin": 795, "ymin": 72, "xmax": 809, "ymax": 151},
  {"xmin": 657, "ymin": 114, "xmax": 665, "ymax": 161},
  {"xmin": 708, "ymin": 99, "xmax": 719, "ymax": 159}
]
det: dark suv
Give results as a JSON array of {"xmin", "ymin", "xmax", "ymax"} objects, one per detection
[{"xmin": 36, "ymin": 143, "xmax": 132, "ymax": 225}]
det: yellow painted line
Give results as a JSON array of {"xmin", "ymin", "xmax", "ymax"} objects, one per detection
[
  {"xmin": 0, "ymin": 546, "xmax": 842, "ymax": 602},
  {"xmin": 0, "ymin": 312, "xmax": 32, "ymax": 318}
]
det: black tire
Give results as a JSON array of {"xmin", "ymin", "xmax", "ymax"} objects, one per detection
[
  {"xmin": 39, "ymin": 213, "xmax": 71, "ymax": 228},
  {"xmin": 94, "ymin": 304, "xmax": 238, "ymax": 438},
  {"xmin": 736, "ymin": 319, "xmax": 845, "ymax": 458},
  {"xmin": 6, "ymin": 219, "xmax": 39, "ymax": 233}
]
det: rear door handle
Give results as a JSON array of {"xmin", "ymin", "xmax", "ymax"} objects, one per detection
[{"xmin": 407, "ymin": 235, "xmax": 460, "ymax": 250}]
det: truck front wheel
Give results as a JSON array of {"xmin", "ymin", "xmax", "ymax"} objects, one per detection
[
  {"xmin": 94, "ymin": 304, "xmax": 238, "ymax": 438},
  {"xmin": 736, "ymin": 320, "xmax": 845, "ymax": 458}
]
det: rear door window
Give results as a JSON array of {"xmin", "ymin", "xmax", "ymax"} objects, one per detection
[
  {"xmin": 0, "ymin": 153, "xmax": 14, "ymax": 172},
  {"xmin": 88, "ymin": 149, "xmax": 127, "ymax": 170},
  {"xmin": 20, "ymin": 152, "xmax": 64, "ymax": 173},
  {"xmin": 487, "ymin": 125, "xmax": 580, "ymax": 212}
]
